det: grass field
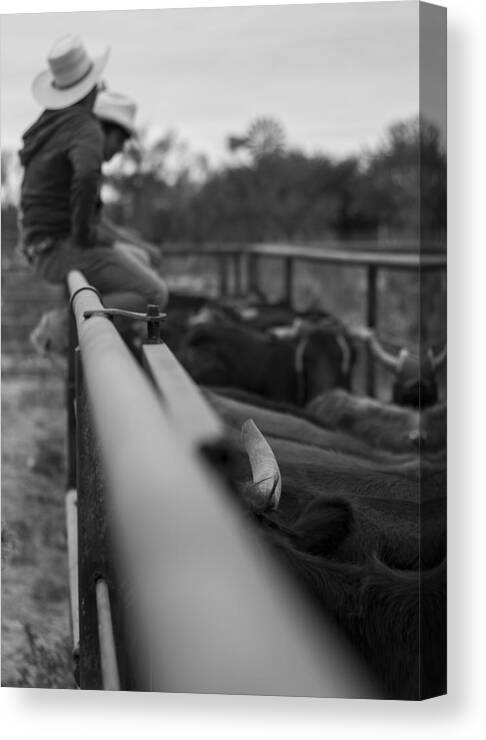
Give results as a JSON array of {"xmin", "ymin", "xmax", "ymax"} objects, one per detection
[{"xmin": 1, "ymin": 359, "xmax": 74, "ymax": 688}]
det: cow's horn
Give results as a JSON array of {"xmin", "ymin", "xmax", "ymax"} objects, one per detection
[
  {"xmin": 368, "ymin": 333, "xmax": 400, "ymax": 373},
  {"xmin": 431, "ymin": 344, "xmax": 447, "ymax": 371},
  {"xmin": 241, "ymin": 419, "xmax": 282, "ymax": 510},
  {"xmin": 348, "ymin": 325, "xmax": 373, "ymax": 342}
]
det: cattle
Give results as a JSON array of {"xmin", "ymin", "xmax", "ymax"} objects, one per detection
[
  {"xmin": 179, "ymin": 312, "xmax": 356, "ymax": 405},
  {"xmin": 213, "ymin": 392, "xmax": 445, "ymax": 571},
  {"xmin": 191, "ymin": 296, "xmax": 338, "ymax": 334},
  {"xmin": 159, "ymin": 291, "xmax": 212, "ymax": 353},
  {"xmin": 215, "ymin": 398, "xmax": 445, "ymax": 565},
  {"xmin": 160, "ymin": 294, "xmax": 303, "ymax": 353},
  {"xmin": 221, "ymin": 412, "xmax": 446, "ymax": 700},
  {"xmin": 134, "ymin": 292, "xmax": 359, "ymax": 406},
  {"xmin": 207, "ymin": 388, "xmax": 402, "ymax": 461},
  {"xmin": 307, "ymin": 388, "xmax": 447, "ymax": 455},
  {"xmin": 351, "ymin": 326, "xmax": 447, "ymax": 408},
  {"xmin": 206, "ymin": 388, "xmax": 446, "ymax": 484},
  {"xmin": 269, "ymin": 545, "xmax": 446, "ymax": 701}
]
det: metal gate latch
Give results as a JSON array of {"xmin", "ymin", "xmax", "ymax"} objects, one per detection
[{"xmin": 83, "ymin": 304, "xmax": 166, "ymax": 344}]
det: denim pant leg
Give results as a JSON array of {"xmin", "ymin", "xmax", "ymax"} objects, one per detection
[
  {"xmin": 34, "ymin": 240, "xmax": 168, "ymax": 313},
  {"xmin": 113, "ymin": 241, "xmax": 151, "ymax": 267},
  {"xmin": 77, "ymin": 246, "xmax": 169, "ymax": 313}
]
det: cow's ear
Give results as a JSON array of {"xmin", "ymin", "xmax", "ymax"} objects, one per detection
[{"xmin": 240, "ymin": 419, "xmax": 282, "ymax": 510}]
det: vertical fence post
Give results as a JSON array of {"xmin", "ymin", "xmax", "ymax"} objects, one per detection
[
  {"xmin": 217, "ymin": 253, "xmax": 229, "ymax": 298},
  {"xmin": 366, "ymin": 265, "xmax": 378, "ymax": 397},
  {"xmin": 241, "ymin": 249, "xmax": 249, "ymax": 296},
  {"xmin": 283, "ymin": 257, "xmax": 294, "ymax": 308},
  {"xmin": 234, "ymin": 251, "xmax": 243, "ymax": 297},
  {"xmin": 248, "ymin": 253, "xmax": 259, "ymax": 295}
]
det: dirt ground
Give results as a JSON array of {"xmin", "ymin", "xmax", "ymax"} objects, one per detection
[{"xmin": 1, "ymin": 356, "xmax": 74, "ymax": 688}]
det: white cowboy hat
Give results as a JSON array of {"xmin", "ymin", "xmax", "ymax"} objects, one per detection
[
  {"xmin": 94, "ymin": 91, "xmax": 137, "ymax": 137},
  {"xmin": 32, "ymin": 35, "xmax": 110, "ymax": 109}
]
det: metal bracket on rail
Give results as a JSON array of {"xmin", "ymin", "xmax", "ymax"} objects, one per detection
[
  {"xmin": 70, "ymin": 284, "xmax": 103, "ymax": 309},
  {"xmin": 83, "ymin": 304, "xmax": 167, "ymax": 344}
]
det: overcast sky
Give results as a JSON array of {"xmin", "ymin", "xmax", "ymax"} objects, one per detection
[{"xmin": 1, "ymin": 2, "xmax": 423, "ymax": 164}]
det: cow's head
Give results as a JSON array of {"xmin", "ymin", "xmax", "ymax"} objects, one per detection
[
  {"xmin": 187, "ymin": 303, "xmax": 241, "ymax": 328},
  {"xmin": 298, "ymin": 320, "xmax": 357, "ymax": 404},
  {"xmin": 236, "ymin": 419, "xmax": 352, "ymax": 556},
  {"xmin": 391, "ymin": 348, "xmax": 446, "ymax": 408},
  {"xmin": 353, "ymin": 328, "xmax": 446, "ymax": 408}
]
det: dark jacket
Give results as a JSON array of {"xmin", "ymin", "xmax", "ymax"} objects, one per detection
[{"xmin": 19, "ymin": 100, "xmax": 106, "ymax": 248}]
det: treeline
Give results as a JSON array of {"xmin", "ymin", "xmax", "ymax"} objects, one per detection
[
  {"xmin": 1, "ymin": 115, "xmax": 446, "ymax": 247},
  {"xmin": 104, "ymin": 115, "xmax": 446, "ymax": 245}
]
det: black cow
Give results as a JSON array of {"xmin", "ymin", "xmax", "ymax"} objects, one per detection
[
  {"xmin": 214, "ymin": 403, "xmax": 446, "ymax": 699},
  {"xmin": 307, "ymin": 388, "xmax": 447, "ymax": 454},
  {"xmin": 159, "ymin": 291, "xmax": 213, "ymax": 353},
  {"xmin": 180, "ymin": 314, "xmax": 356, "ymax": 405},
  {"xmin": 351, "ymin": 327, "xmax": 447, "ymax": 408},
  {"xmin": 206, "ymin": 388, "xmax": 446, "ymax": 480},
  {"xmin": 160, "ymin": 294, "xmax": 311, "ymax": 353}
]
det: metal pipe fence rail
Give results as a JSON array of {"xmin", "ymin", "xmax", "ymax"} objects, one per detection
[
  {"xmin": 163, "ymin": 242, "xmax": 447, "ymax": 396},
  {"xmin": 65, "ymin": 269, "xmax": 377, "ymax": 696}
]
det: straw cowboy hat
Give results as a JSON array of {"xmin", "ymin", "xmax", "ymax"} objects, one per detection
[
  {"xmin": 32, "ymin": 35, "xmax": 110, "ymax": 109},
  {"xmin": 94, "ymin": 91, "xmax": 137, "ymax": 137}
]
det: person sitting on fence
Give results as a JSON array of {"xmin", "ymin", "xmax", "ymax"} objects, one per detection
[
  {"xmin": 93, "ymin": 90, "xmax": 162, "ymax": 271},
  {"xmin": 19, "ymin": 35, "xmax": 169, "ymax": 364}
]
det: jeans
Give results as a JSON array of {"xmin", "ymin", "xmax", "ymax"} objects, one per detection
[{"xmin": 31, "ymin": 238, "xmax": 169, "ymax": 314}]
